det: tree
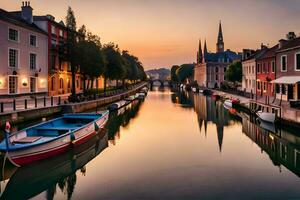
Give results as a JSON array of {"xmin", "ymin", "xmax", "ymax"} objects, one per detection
[
  {"xmin": 75, "ymin": 40, "xmax": 106, "ymax": 92},
  {"xmin": 78, "ymin": 25, "xmax": 87, "ymax": 37},
  {"xmin": 102, "ymin": 43, "xmax": 126, "ymax": 91},
  {"xmin": 171, "ymin": 65, "xmax": 180, "ymax": 82},
  {"xmin": 225, "ymin": 61, "xmax": 242, "ymax": 83},
  {"xmin": 122, "ymin": 51, "xmax": 138, "ymax": 82},
  {"xmin": 65, "ymin": 6, "xmax": 78, "ymax": 101},
  {"xmin": 175, "ymin": 64, "xmax": 194, "ymax": 83}
]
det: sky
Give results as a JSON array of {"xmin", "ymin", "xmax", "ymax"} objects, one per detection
[{"xmin": 1, "ymin": 0, "xmax": 300, "ymax": 69}]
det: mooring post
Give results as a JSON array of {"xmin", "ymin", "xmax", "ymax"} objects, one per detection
[
  {"xmin": 44, "ymin": 96, "xmax": 46, "ymax": 107},
  {"xmin": 25, "ymin": 99, "xmax": 27, "ymax": 109},
  {"xmin": 0, "ymin": 102, "xmax": 3, "ymax": 113},
  {"xmin": 35, "ymin": 97, "xmax": 37, "ymax": 108},
  {"xmin": 58, "ymin": 96, "xmax": 61, "ymax": 105},
  {"xmin": 51, "ymin": 96, "xmax": 53, "ymax": 106}
]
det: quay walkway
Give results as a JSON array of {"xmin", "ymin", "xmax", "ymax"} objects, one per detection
[{"xmin": 0, "ymin": 82, "xmax": 148, "ymax": 126}]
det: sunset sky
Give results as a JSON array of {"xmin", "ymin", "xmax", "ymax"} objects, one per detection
[{"xmin": 1, "ymin": 0, "xmax": 300, "ymax": 69}]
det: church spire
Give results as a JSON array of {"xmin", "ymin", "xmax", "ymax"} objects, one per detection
[
  {"xmin": 198, "ymin": 39, "xmax": 203, "ymax": 64},
  {"xmin": 203, "ymin": 39, "xmax": 208, "ymax": 62},
  {"xmin": 216, "ymin": 20, "xmax": 224, "ymax": 53}
]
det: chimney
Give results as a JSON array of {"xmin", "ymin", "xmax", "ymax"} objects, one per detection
[
  {"xmin": 286, "ymin": 32, "xmax": 296, "ymax": 40},
  {"xmin": 278, "ymin": 39, "xmax": 287, "ymax": 49},
  {"xmin": 21, "ymin": 1, "xmax": 33, "ymax": 24}
]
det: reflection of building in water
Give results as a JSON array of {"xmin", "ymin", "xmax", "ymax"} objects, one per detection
[
  {"xmin": 192, "ymin": 94, "xmax": 235, "ymax": 152},
  {"xmin": 242, "ymin": 118, "xmax": 300, "ymax": 177}
]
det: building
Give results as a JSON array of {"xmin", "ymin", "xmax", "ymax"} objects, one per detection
[
  {"xmin": 256, "ymin": 44, "xmax": 278, "ymax": 97},
  {"xmin": 271, "ymin": 32, "xmax": 300, "ymax": 101},
  {"xmin": 33, "ymin": 14, "xmax": 83, "ymax": 96},
  {"xmin": 194, "ymin": 21, "xmax": 241, "ymax": 88},
  {"xmin": 241, "ymin": 45, "xmax": 268, "ymax": 95},
  {"xmin": 0, "ymin": 2, "xmax": 48, "ymax": 96}
]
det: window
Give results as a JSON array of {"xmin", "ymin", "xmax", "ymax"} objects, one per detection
[
  {"xmin": 296, "ymin": 53, "xmax": 300, "ymax": 71},
  {"xmin": 257, "ymin": 63, "xmax": 260, "ymax": 73},
  {"xmin": 51, "ymin": 77, "xmax": 55, "ymax": 91},
  {"xmin": 9, "ymin": 76, "xmax": 18, "ymax": 94},
  {"xmin": 224, "ymin": 67, "xmax": 226, "ymax": 72},
  {"xmin": 215, "ymin": 67, "xmax": 219, "ymax": 73},
  {"xmin": 262, "ymin": 63, "xmax": 265, "ymax": 73},
  {"xmin": 257, "ymin": 81, "xmax": 260, "ymax": 90},
  {"xmin": 59, "ymin": 30, "xmax": 63, "ymax": 37},
  {"xmin": 51, "ymin": 38, "xmax": 56, "ymax": 48},
  {"xmin": 30, "ymin": 35, "xmax": 37, "ymax": 46},
  {"xmin": 272, "ymin": 61, "xmax": 275, "ymax": 73},
  {"xmin": 59, "ymin": 78, "xmax": 63, "ymax": 89},
  {"xmin": 252, "ymin": 66, "xmax": 254, "ymax": 74},
  {"xmin": 282, "ymin": 84, "xmax": 286, "ymax": 94},
  {"xmin": 281, "ymin": 55, "xmax": 287, "ymax": 71},
  {"xmin": 263, "ymin": 82, "xmax": 267, "ymax": 91},
  {"xmin": 8, "ymin": 28, "xmax": 18, "ymax": 41},
  {"xmin": 280, "ymin": 143, "xmax": 287, "ymax": 160},
  {"xmin": 9, "ymin": 49, "xmax": 18, "ymax": 68},
  {"xmin": 30, "ymin": 77, "xmax": 36, "ymax": 93},
  {"xmin": 76, "ymin": 79, "xmax": 79, "ymax": 88},
  {"xmin": 30, "ymin": 53, "xmax": 37, "ymax": 70},
  {"xmin": 51, "ymin": 25, "xmax": 56, "ymax": 34},
  {"xmin": 215, "ymin": 74, "xmax": 218, "ymax": 81},
  {"xmin": 67, "ymin": 78, "xmax": 70, "ymax": 88},
  {"xmin": 51, "ymin": 55, "xmax": 56, "ymax": 69}
]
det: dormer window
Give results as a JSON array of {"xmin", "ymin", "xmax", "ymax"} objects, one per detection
[
  {"xmin": 59, "ymin": 30, "xmax": 63, "ymax": 37},
  {"xmin": 8, "ymin": 28, "xmax": 19, "ymax": 42},
  {"xmin": 51, "ymin": 25, "xmax": 56, "ymax": 34}
]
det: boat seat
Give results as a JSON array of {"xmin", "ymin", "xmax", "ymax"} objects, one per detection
[{"xmin": 13, "ymin": 136, "xmax": 42, "ymax": 143}]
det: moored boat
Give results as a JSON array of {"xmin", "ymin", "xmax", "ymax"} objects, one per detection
[
  {"xmin": 223, "ymin": 98, "xmax": 239, "ymax": 108},
  {"xmin": 107, "ymin": 100, "xmax": 127, "ymax": 111},
  {"xmin": 137, "ymin": 92, "xmax": 146, "ymax": 100},
  {"xmin": 125, "ymin": 95, "xmax": 136, "ymax": 102},
  {"xmin": 256, "ymin": 111, "xmax": 276, "ymax": 123},
  {"xmin": 0, "ymin": 111, "xmax": 109, "ymax": 166}
]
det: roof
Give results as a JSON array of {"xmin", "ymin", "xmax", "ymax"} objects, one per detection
[
  {"xmin": 258, "ymin": 44, "xmax": 279, "ymax": 60},
  {"xmin": 243, "ymin": 48, "xmax": 269, "ymax": 61},
  {"xmin": 33, "ymin": 15, "xmax": 67, "ymax": 29},
  {"xmin": 0, "ymin": 9, "xmax": 47, "ymax": 35},
  {"xmin": 277, "ymin": 37, "xmax": 300, "ymax": 52},
  {"xmin": 271, "ymin": 76, "xmax": 300, "ymax": 84},
  {"xmin": 204, "ymin": 49, "xmax": 241, "ymax": 63}
]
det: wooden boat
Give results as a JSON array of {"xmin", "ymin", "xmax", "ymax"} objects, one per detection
[
  {"xmin": 125, "ymin": 95, "xmax": 136, "ymax": 102},
  {"xmin": 137, "ymin": 92, "xmax": 146, "ymax": 100},
  {"xmin": 256, "ymin": 111, "xmax": 276, "ymax": 123},
  {"xmin": 107, "ymin": 100, "xmax": 127, "ymax": 111},
  {"xmin": 0, "ymin": 129, "xmax": 108, "ymax": 200},
  {"xmin": 0, "ymin": 111, "xmax": 109, "ymax": 166}
]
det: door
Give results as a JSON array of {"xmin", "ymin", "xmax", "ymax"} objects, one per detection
[
  {"xmin": 298, "ymin": 83, "xmax": 300, "ymax": 100},
  {"xmin": 30, "ymin": 77, "xmax": 36, "ymax": 93},
  {"xmin": 288, "ymin": 84, "xmax": 294, "ymax": 100}
]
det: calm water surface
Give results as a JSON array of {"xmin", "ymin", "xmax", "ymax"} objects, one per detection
[{"xmin": 1, "ymin": 87, "xmax": 300, "ymax": 200}]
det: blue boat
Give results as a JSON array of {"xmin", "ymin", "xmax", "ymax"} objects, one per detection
[{"xmin": 0, "ymin": 111, "xmax": 109, "ymax": 166}]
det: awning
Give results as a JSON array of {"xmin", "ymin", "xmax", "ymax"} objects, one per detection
[{"xmin": 271, "ymin": 76, "xmax": 300, "ymax": 84}]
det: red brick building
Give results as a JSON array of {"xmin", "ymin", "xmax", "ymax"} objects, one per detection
[{"xmin": 256, "ymin": 44, "xmax": 278, "ymax": 97}]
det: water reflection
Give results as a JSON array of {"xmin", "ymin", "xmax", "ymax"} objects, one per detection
[
  {"xmin": 173, "ymin": 89, "xmax": 300, "ymax": 179},
  {"xmin": 242, "ymin": 117, "xmax": 300, "ymax": 177}
]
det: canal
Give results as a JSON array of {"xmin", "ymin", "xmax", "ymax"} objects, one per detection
[{"xmin": 1, "ymin": 87, "xmax": 300, "ymax": 199}]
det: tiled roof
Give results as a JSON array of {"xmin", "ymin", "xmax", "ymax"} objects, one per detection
[
  {"xmin": 277, "ymin": 37, "xmax": 300, "ymax": 52},
  {"xmin": 243, "ymin": 48, "xmax": 268, "ymax": 61},
  {"xmin": 0, "ymin": 8, "xmax": 47, "ymax": 35},
  {"xmin": 259, "ymin": 44, "xmax": 279, "ymax": 59}
]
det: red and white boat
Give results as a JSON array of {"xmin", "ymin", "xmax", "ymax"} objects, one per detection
[{"xmin": 0, "ymin": 111, "xmax": 109, "ymax": 166}]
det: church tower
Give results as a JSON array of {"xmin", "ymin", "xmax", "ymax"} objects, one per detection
[
  {"xmin": 197, "ymin": 39, "xmax": 203, "ymax": 64},
  {"xmin": 216, "ymin": 21, "xmax": 224, "ymax": 53}
]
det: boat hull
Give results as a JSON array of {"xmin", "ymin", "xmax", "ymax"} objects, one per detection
[
  {"xmin": 257, "ymin": 111, "xmax": 276, "ymax": 123},
  {"xmin": 7, "ymin": 112, "xmax": 109, "ymax": 166}
]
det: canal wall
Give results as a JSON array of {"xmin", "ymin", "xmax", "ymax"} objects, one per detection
[{"xmin": 0, "ymin": 82, "xmax": 148, "ymax": 126}]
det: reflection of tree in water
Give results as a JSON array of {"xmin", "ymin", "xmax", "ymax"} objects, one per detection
[
  {"xmin": 171, "ymin": 91, "xmax": 193, "ymax": 106},
  {"xmin": 46, "ymin": 185, "xmax": 56, "ymax": 200},
  {"xmin": 55, "ymin": 173, "xmax": 77, "ymax": 200},
  {"xmin": 105, "ymin": 100, "xmax": 143, "ymax": 144}
]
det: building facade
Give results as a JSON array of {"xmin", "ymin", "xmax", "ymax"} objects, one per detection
[
  {"xmin": 256, "ymin": 45, "xmax": 277, "ymax": 97},
  {"xmin": 272, "ymin": 33, "xmax": 300, "ymax": 101},
  {"xmin": 194, "ymin": 21, "xmax": 241, "ymax": 88},
  {"xmin": 0, "ymin": 3, "xmax": 48, "ymax": 96},
  {"xmin": 33, "ymin": 15, "xmax": 83, "ymax": 96}
]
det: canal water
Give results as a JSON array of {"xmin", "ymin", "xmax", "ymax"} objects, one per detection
[{"xmin": 1, "ymin": 87, "xmax": 300, "ymax": 199}]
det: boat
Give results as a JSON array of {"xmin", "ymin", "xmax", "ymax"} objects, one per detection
[
  {"xmin": 107, "ymin": 100, "xmax": 127, "ymax": 111},
  {"xmin": 212, "ymin": 93, "xmax": 220, "ymax": 100},
  {"xmin": 223, "ymin": 99, "xmax": 239, "ymax": 108},
  {"xmin": 140, "ymin": 87, "xmax": 149, "ymax": 94},
  {"xmin": 0, "ymin": 111, "xmax": 109, "ymax": 166},
  {"xmin": 125, "ymin": 95, "xmax": 136, "ymax": 102},
  {"xmin": 256, "ymin": 111, "xmax": 276, "ymax": 123},
  {"xmin": 0, "ymin": 129, "xmax": 108, "ymax": 200},
  {"xmin": 137, "ymin": 92, "xmax": 146, "ymax": 100},
  {"xmin": 203, "ymin": 89, "xmax": 212, "ymax": 95},
  {"xmin": 191, "ymin": 87, "xmax": 198, "ymax": 93}
]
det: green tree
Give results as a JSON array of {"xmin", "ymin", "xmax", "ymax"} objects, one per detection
[
  {"xmin": 75, "ymin": 40, "xmax": 106, "ymax": 92},
  {"xmin": 175, "ymin": 64, "xmax": 194, "ymax": 83},
  {"xmin": 225, "ymin": 61, "xmax": 242, "ymax": 83},
  {"xmin": 102, "ymin": 43, "xmax": 126, "ymax": 91},
  {"xmin": 122, "ymin": 51, "xmax": 139, "ymax": 82},
  {"xmin": 65, "ymin": 6, "xmax": 78, "ymax": 101},
  {"xmin": 171, "ymin": 65, "xmax": 180, "ymax": 82}
]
